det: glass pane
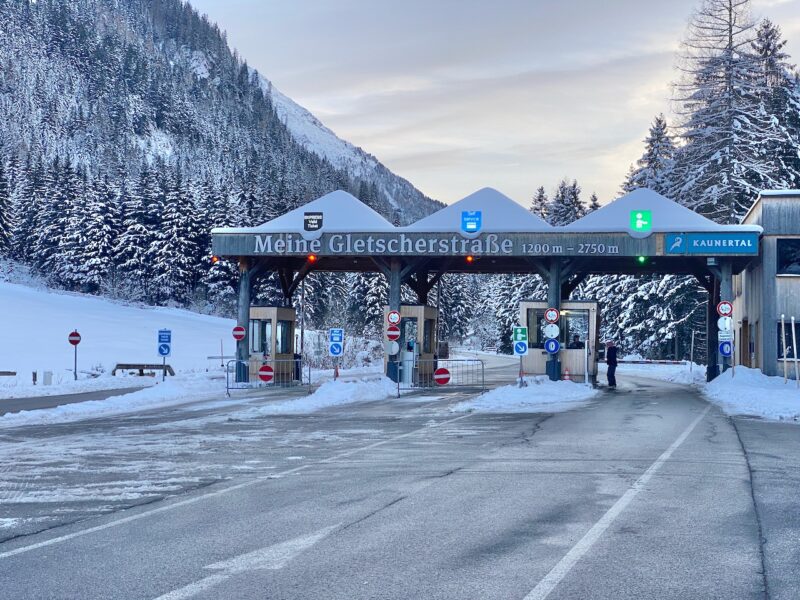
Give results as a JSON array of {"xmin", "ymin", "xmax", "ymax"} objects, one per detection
[
  {"xmin": 777, "ymin": 239, "xmax": 800, "ymax": 275},
  {"xmin": 249, "ymin": 320, "xmax": 259, "ymax": 353},
  {"xmin": 276, "ymin": 320, "xmax": 292, "ymax": 354},
  {"xmin": 260, "ymin": 320, "xmax": 272, "ymax": 355},
  {"xmin": 562, "ymin": 309, "xmax": 589, "ymax": 349},
  {"xmin": 527, "ymin": 309, "xmax": 547, "ymax": 348},
  {"xmin": 423, "ymin": 319, "xmax": 435, "ymax": 353},
  {"xmin": 778, "ymin": 322, "xmax": 798, "ymax": 359}
]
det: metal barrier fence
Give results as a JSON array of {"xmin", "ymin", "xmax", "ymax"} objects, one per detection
[
  {"xmin": 396, "ymin": 358, "xmax": 485, "ymax": 396},
  {"xmin": 225, "ymin": 358, "xmax": 310, "ymax": 395}
]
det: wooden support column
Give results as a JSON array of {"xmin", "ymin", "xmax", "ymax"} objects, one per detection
[{"xmin": 236, "ymin": 258, "xmax": 252, "ymax": 383}]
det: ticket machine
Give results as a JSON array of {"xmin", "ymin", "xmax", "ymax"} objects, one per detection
[
  {"xmin": 383, "ymin": 305, "xmax": 438, "ymax": 384},
  {"xmin": 248, "ymin": 306, "xmax": 297, "ymax": 382},
  {"xmin": 518, "ymin": 300, "xmax": 600, "ymax": 383}
]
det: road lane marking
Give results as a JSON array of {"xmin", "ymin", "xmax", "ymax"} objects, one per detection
[
  {"xmin": 154, "ymin": 524, "xmax": 339, "ymax": 600},
  {"xmin": 523, "ymin": 405, "xmax": 711, "ymax": 600},
  {"xmin": 0, "ymin": 413, "xmax": 472, "ymax": 560}
]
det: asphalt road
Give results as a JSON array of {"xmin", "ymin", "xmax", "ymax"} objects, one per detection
[{"xmin": 0, "ymin": 373, "xmax": 797, "ymax": 599}]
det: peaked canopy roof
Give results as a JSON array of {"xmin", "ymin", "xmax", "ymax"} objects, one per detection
[
  {"xmin": 212, "ymin": 190, "xmax": 396, "ymax": 238},
  {"xmin": 564, "ymin": 188, "xmax": 762, "ymax": 233},
  {"xmin": 404, "ymin": 187, "xmax": 552, "ymax": 233}
]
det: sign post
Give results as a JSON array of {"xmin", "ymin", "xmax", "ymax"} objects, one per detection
[
  {"xmin": 329, "ymin": 328, "xmax": 344, "ymax": 380},
  {"xmin": 68, "ymin": 330, "xmax": 81, "ymax": 381},
  {"xmin": 512, "ymin": 327, "xmax": 528, "ymax": 388},
  {"xmin": 158, "ymin": 329, "xmax": 172, "ymax": 382}
]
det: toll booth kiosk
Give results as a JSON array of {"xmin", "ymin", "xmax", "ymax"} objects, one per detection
[
  {"xmin": 248, "ymin": 306, "xmax": 298, "ymax": 382},
  {"xmin": 519, "ymin": 300, "xmax": 600, "ymax": 383},
  {"xmin": 383, "ymin": 305, "xmax": 438, "ymax": 385}
]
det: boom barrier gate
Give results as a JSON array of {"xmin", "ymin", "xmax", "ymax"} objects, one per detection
[
  {"xmin": 396, "ymin": 358, "xmax": 485, "ymax": 396},
  {"xmin": 226, "ymin": 358, "xmax": 310, "ymax": 396}
]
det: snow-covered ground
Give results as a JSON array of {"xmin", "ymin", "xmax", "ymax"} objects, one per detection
[
  {"xmin": 452, "ymin": 376, "xmax": 598, "ymax": 413},
  {"xmin": 0, "ymin": 278, "xmax": 235, "ymax": 397}
]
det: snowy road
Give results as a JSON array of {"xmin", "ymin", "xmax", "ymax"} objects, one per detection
[{"xmin": 0, "ymin": 374, "xmax": 798, "ymax": 599}]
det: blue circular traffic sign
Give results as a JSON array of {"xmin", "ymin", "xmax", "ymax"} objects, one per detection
[
  {"xmin": 544, "ymin": 338, "xmax": 560, "ymax": 354},
  {"xmin": 158, "ymin": 343, "xmax": 171, "ymax": 357},
  {"xmin": 719, "ymin": 341, "xmax": 732, "ymax": 357},
  {"xmin": 329, "ymin": 342, "xmax": 343, "ymax": 357}
]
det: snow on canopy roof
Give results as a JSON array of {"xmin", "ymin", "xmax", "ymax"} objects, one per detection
[
  {"xmin": 563, "ymin": 188, "xmax": 762, "ymax": 233},
  {"xmin": 404, "ymin": 187, "xmax": 552, "ymax": 232},
  {"xmin": 211, "ymin": 190, "xmax": 396, "ymax": 235}
]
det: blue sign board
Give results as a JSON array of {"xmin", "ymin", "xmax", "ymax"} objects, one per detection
[
  {"xmin": 461, "ymin": 211, "xmax": 482, "ymax": 234},
  {"xmin": 719, "ymin": 341, "xmax": 733, "ymax": 358},
  {"xmin": 329, "ymin": 342, "xmax": 343, "ymax": 357},
  {"xmin": 158, "ymin": 343, "xmax": 171, "ymax": 357},
  {"xmin": 544, "ymin": 338, "xmax": 561, "ymax": 354},
  {"xmin": 513, "ymin": 341, "xmax": 528, "ymax": 356},
  {"xmin": 158, "ymin": 329, "xmax": 172, "ymax": 344},
  {"xmin": 329, "ymin": 328, "xmax": 344, "ymax": 343},
  {"xmin": 665, "ymin": 233, "xmax": 758, "ymax": 255}
]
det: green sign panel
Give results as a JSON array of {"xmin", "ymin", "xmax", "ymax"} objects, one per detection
[
  {"xmin": 630, "ymin": 210, "xmax": 652, "ymax": 232},
  {"xmin": 512, "ymin": 327, "xmax": 528, "ymax": 342}
]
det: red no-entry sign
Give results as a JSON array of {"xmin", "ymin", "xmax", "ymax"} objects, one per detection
[
  {"xmin": 433, "ymin": 367, "xmax": 451, "ymax": 385},
  {"xmin": 386, "ymin": 325, "xmax": 401, "ymax": 341},
  {"xmin": 232, "ymin": 325, "xmax": 246, "ymax": 341},
  {"xmin": 68, "ymin": 330, "xmax": 81, "ymax": 346},
  {"xmin": 258, "ymin": 364, "xmax": 274, "ymax": 382}
]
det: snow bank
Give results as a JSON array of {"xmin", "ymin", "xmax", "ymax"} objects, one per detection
[
  {"xmin": 607, "ymin": 362, "xmax": 707, "ymax": 386},
  {"xmin": 452, "ymin": 376, "xmax": 598, "ymax": 414},
  {"xmin": 705, "ymin": 367, "xmax": 800, "ymax": 421},
  {"xmin": 0, "ymin": 373, "xmax": 155, "ymax": 400},
  {"xmin": 0, "ymin": 373, "xmax": 226, "ymax": 427},
  {"xmin": 243, "ymin": 377, "xmax": 397, "ymax": 416}
]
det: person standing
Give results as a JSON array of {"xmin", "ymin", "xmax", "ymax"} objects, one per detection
[{"xmin": 606, "ymin": 340, "xmax": 618, "ymax": 388}]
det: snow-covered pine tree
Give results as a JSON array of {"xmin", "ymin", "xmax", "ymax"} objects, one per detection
[
  {"xmin": 529, "ymin": 186, "xmax": 548, "ymax": 220},
  {"xmin": 671, "ymin": 0, "xmax": 791, "ymax": 221},
  {"xmin": 751, "ymin": 18, "xmax": 800, "ymax": 187},
  {"xmin": 622, "ymin": 114, "xmax": 676, "ymax": 194},
  {"xmin": 546, "ymin": 179, "xmax": 585, "ymax": 225},
  {"xmin": 150, "ymin": 168, "xmax": 198, "ymax": 304},
  {"xmin": 0, "ymin": 160, "xmax": 12, "ymax": 255},
  {"xmin": 588, "ymin": 193, "xmax": 601, "ymax": 212},
  {"xmin": 114, "ymin": 170, "xmax": 155, "ymax": 301}
]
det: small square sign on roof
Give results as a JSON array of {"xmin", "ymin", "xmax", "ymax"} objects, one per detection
[
  {"xmin": 630, "ymin": 210, "xmax": 652, "ymax": 232},
  {"xmin": 461, "ymin": 211, "xmax": 482, "ymax": 234}
]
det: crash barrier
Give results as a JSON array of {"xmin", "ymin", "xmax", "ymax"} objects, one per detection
[
  {"xmin": 225, "ymin": 358, "xmax": 310, "ymax": 396},
  {"xmin": 617, "ymin": 359, "xmax": 687, "ymax": 365},
  {"xmin": 394, "ymin": 358, "xmax": 485, "ymax": 396}
]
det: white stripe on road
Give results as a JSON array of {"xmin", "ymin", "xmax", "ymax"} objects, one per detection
[
  {"xmin": 154, "ymin": 525, "xmax": 339, "ymax": 600},
  {"xmin": 523, "ymin": 405, "xmax": 711, "ymax": 600},
  {"xmin": 0, "ymin": 413, "xmax": 472, "ymax": 560}
]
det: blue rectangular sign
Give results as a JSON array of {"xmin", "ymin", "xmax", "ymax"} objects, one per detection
[
  {"xmin": 665, "ymin": 233, "xmax": 758, "ymax": 255},
  {"xmin": 329, "ymin": 328, "xmax": 344, "ymax": 343},
  {"xmin": 461, "ymin": 211, "xmax": 482, "ymax": 234},
  {"xmin": 158, "ymin": 329, "xmax": 172, "ymax": 344}
]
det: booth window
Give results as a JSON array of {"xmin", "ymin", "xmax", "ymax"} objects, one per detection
[
  {"xmin": 249, "ymin": 319, "xmax": 271, "ymax": 354},
  {"xmin": 777, "ymin": 239, "xmax": 800, "ymax": 275},
  {"xmin": 423, "ymin": 319, "xmax": 435, "ymax": 353},
  {"xmin": 276, "ymin": 320, "xmax": 292, "ymax": 354},
  {"xmin": 528, "ymin": 308, "xmax": 589, "ymax": 348}
]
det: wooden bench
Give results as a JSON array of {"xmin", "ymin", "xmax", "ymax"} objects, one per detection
[
  {"xmin": 112, "ymin": 364, "xmax": 175, "ymax": 377},
  {"xmin": 0, "ymin": 371, "xmax": 16, "ymax": 377}
]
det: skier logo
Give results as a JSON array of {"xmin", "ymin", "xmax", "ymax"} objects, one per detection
[{"xmin": 667, "ymin": 234, "xmax": 686, "ymax": 253}]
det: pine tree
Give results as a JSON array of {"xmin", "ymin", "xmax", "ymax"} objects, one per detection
[
  {"xmin": 529, "ymin": 186, "xmax": 548, "ymax": 220},
  {"xmin": 671, "ymin": 0, "xmax": 790, "ymax": 221},
  {"xmin": 623, "ymin": 114, "xmax": 676, "ymax": 194},
  {"xmin": 0, "ymin": 160, "xmax": 12, "ymax": 255},
  {"xmin": 588, "ymin": 192, "xmax": 601, "ymax": 212},
  {"xmin": 547, "ymin": 179, "xmax": 584, "ymax": 225}
]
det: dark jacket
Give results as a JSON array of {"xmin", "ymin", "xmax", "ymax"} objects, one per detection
[{"xmin": 606, "ymin": 346, "xmax": 618, "ymax": 367}]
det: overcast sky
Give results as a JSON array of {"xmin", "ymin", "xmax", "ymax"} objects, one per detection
[{"xmin": 189, "ymin": 0, "xmax": 800, "ymax": 206}]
